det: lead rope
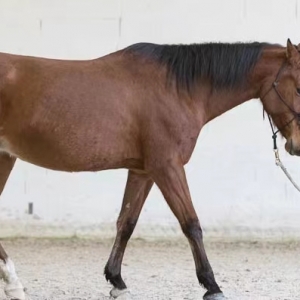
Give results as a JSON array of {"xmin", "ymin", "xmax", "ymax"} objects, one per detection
[{"xmin": 267, "ymin": 114, "xmax": 300, "ymax": 192}]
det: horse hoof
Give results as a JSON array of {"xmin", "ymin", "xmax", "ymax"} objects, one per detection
[
  {"xmin": 203, "ymin": 292, "xmax": 227, "ymax": 300},
  {"xmin": 4, "ymin": 280, "xmax": 27, "ymax": 300},
  {"xmin": 109, "ymin": 287, "xmax": 131, "ymax": 299}
]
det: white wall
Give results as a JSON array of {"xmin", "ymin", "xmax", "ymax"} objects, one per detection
[{"xmin": 1, "ymin": 0, "xmax": 300, "ymax": 240}]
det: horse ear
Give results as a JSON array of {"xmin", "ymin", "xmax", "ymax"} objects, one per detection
[{"xmin": 286, "ymin": 38, "xmax": 298, "ymax": 60}]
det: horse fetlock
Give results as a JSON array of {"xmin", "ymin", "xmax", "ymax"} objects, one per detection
[
  {"xmin": 104, "ymin": 265, "xmax": 127, "ymax": 290},
  {"xmin": 104, "ymin": 265, "xmax": 118, "ymax": 282},
  {"xmin": 197, "ymin": 269, "xmax": 220, "ymax": 292},
  {"xmin": 110, "ymin": 287, "xmax": 131, "ymax": 299}
]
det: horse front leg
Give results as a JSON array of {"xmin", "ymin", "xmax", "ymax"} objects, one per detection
[
  {"xmin": 104, "ymin": 170, "xmax": 154, "ymax": 299},
  {"xmin": 0, "ymin": 153, "xmax": 26, "ymax": 300},
  {"xmin": 150, "ymin": 159, "xmax": 225, "ymax": 300}
]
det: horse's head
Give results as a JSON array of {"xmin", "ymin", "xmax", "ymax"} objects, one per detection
[{"xmin": 261, "ymin": 39, "xmax": 300, "ymax": 156}]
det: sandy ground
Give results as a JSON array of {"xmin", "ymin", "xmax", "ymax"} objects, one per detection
[{"xmin": 0, "ymin": 238, "xmax": 299, "ymax": 300}]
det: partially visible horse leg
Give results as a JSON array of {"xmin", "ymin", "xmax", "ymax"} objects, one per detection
[
  {"xmin": 150, "ymin": 160, "xmax": 225, "ymax": 300},
  {"xmin": 0, "ymin": 153, "xmax": 26, "ymax": 300},
  {"xmin": 104, "ymin": 170, "xmax": 154, "ymax": 299}
]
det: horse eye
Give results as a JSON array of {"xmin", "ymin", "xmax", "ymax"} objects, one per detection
[{"xmin": 297, "ymin": 88, "xmax": 300, "ymax": 95}]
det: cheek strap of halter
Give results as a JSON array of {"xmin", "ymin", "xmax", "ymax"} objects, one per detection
[
  {"xmin": 267, "ymin": 111, "xmax": 300, "ymax": 193},
  {"xmin": 262, "ymin": 61, "xmax": 300, "ymax": 192}
]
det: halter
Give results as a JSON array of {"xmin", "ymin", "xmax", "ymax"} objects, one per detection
[{"xmin": 261, "ymin": 60, "xmax": 300, "ymax": 192}]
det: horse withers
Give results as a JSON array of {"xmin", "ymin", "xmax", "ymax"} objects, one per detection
[{"xmin": 1, "ymin": 39, "xmax": 300, "ymax": 300}]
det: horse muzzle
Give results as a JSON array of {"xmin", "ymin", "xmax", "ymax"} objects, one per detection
[{"xmin": 285, "ymin": 139, "xmax": 300, "ymax": 156}]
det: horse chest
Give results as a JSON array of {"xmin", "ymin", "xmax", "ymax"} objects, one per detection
[{"xmin": 0, "ymin": 137, "xmax": 15, "ymax": 155}]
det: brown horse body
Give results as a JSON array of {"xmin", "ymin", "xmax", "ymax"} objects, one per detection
[{"xmin": 0, "ymin": 39, "xmax": 300, "ymax": 300}]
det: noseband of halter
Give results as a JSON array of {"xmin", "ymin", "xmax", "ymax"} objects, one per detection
[
  {"xmin": 261, "ymin": 61, "xmax": 300, "ymax": 151},
  {"xmin": 261, "ymin": 60, "xmax": 300, "ymax": 192}
]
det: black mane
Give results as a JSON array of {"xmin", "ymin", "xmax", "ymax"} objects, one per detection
[{"xmin": 125, "ymin": 42, "xmax": 272, "ymax": 92}]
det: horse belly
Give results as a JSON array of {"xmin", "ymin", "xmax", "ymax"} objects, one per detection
[{"xmin": 3, "ymin": 129, "xmax": 142, "ymax": 172}]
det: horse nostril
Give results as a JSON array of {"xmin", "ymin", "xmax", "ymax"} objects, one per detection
[{"xmin": 285, "ymin": 139, "xmax": 295, "ymax": 155}]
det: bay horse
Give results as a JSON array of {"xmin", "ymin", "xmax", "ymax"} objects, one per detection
[{"xmin": 0, "ymin": 38, "xmax": 300, "ymax": 300}]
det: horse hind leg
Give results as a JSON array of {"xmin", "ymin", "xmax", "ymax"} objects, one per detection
[
  {"xmin": 0, "ymin": 154, "xmax": 26, "ymax": 300},
  {"xmin": 0, "ymin": 250, "xmax": 26, "ymax": 300},
  {"xmin": 104, "ymin": 170, "xmax": 154, "ymax": 299}
]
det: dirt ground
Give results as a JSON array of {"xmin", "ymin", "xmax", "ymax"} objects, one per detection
[{"xmin": 0, "ymin": 238, "xmax": 299, "ymax": 300}]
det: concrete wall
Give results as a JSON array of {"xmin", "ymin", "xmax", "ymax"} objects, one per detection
[{"xmin": 1, "ymin": 0, "xmax": 300, "ymax": 240}]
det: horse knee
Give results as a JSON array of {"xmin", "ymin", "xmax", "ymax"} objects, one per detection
[
  {"xmin": 117, "ymin": 218, "xmax": 137, "ymax": 240},
  {"xmin": 181, "ymin": 219, "xmax": 203, "ymax": 240}
]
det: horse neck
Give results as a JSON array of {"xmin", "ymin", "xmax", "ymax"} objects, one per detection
[{"xmin": 202, "ymin": 46, "xmax": 286, "ymax": 124}]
